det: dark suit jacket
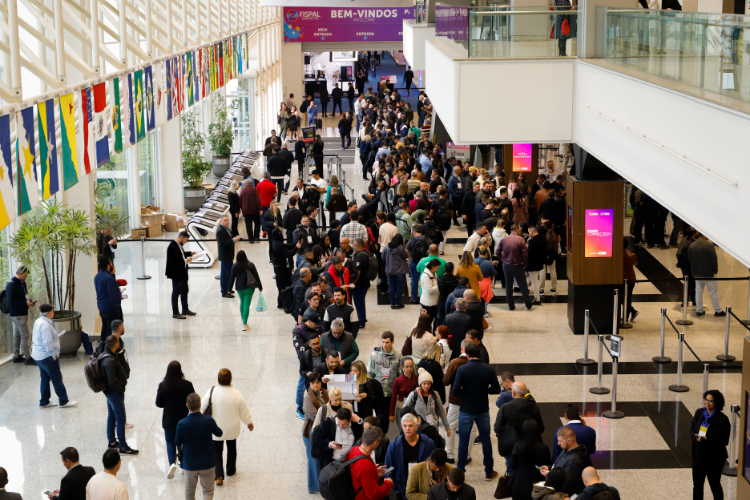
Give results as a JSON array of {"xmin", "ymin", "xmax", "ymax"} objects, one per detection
[
  {"xmin": 444, "ymin": 311, "xmax": 471, "ymax": 360},
  {"xmin": 215, "ymin": 224, "xmax": 235, "ymax": 263},
  {"xmin": 0, "ymin": 490, "xmax": 23, "ymax": 500},
  {"xmin": 428, "ymin": 482, "xmax": 476, "ymax": 500},
  {"xmin": 313, "ymin": 362, "xmax": 346, "ymax": 390},
  {"xmin": 165, "ymin": 241, "xmax": 192, "ymax": 281},
  {"xmin": 156, "ymin": 379, "xmax": 196, "ymax": 431},
  {"xmin": 54, "ymin": 464, "xmax": 96, "ymax": 500},
  {"xmin": 174, "ymin": 412, "xmax": 223, "ymax": 471}
]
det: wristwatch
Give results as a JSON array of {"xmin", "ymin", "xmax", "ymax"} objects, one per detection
[{"xmin": 357, "ymin": 418, "xmax": 363, "ymax": 425}]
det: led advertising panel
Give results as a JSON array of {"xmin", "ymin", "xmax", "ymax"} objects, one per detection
[
  {"xmin": 512, "ymin": 144, "xmax": 532, "ymax": 172},
  {"xmin": 584, "ymin": 209, "xmax": 613, "ymax": 258}
]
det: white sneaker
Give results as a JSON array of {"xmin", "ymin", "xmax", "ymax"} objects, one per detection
[
  {"xmin": 242, "ymin": 324, "xmax": 250, "ymax": 331},
  {"xmin": 484, "ymin": 312, "xmax": 492, "ymax": 318},
  {"xmin": 40, "ymin": 402, "xmax": 58, "ymax": 408},
  {"xmin": 60, "ymin": 401, "xmax": 78, "ymax": 408},
  {"xmin": 125, "ymin": 422, "xmax": 134, "ymax": 428},
  {"xmin": 484, "ymin": 325, "xmax": 493, "ymax": 331},
  {"xmin": 167, "ymin": 463, "xmax": 177, "ymax": 480}
]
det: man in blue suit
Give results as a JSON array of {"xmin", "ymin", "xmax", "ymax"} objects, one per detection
[
  {"xmin": 385, "ymin": 412, "xmax": 436, "ymax": 498},
  {"xmin": 175, "ymin": 393, "xmax": 223, "ymax": 499},
  {"xmin": 552, "ymin": 404, "xmax": 597, "ymax": 462}
]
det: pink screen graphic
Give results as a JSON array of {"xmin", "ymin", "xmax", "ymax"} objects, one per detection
[
  {"xmin": 584, "ymin": 209, "xmax": 614, "ymax": 258},
  {"xmin": 512, "ymin": 144, "xmax": 532, "ymax": 172}
]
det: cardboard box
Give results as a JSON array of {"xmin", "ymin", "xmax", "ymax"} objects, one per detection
[
  {"xmin": 130, "ymin": 228, "xmax": 147, "ymax": 239},
  {"xmin": 145, "ymin": 224, "xmax": 162, "ymax": 237},
  {"xmin": 165, "ymin": 213, "xmax": 187, "ymax": 232},
  {"xmin": 141, "ymin": 213, "xmax": 163, "ymax": 237}
]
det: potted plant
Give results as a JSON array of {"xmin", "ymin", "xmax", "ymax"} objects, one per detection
[
  {"xmin": 207, "ymin": 93, "xmax": 239, "ymax": 177},
  {"xmin": 95, "ymin": 181, "xmax": 130, "ymax": 237},
  {"xmin": 9, "ymin": 201, "xmax": 97, "ymax": 355},
  {"xmin": 182, "ymin": 111, "xmax": 212, "ymax": 212}
]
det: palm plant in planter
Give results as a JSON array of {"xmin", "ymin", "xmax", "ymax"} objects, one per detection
[
  {"xmin": 182, "ymin": 111, "xmax": 212, "ymax": 212},
  {"xmin": 95, "ymin": 181, "xmax": 130, "ymax": 237},
  {"xmin": 9, "ymin": 201, "xmax": 97, "ymax": 355},
  {"xmin": 207, "ymin": 93, "xmax": 239, "ymax": 177}
]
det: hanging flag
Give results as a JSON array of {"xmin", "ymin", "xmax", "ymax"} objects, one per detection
[
  {"xmin": 80, "ymin": 89, "xmax": 96, "ymax": 175},
  {"xmin": 155, "ymin": 62, "xmax": 166, "ymax": 127},
  {"xmin": 227, "ymin": 38, "xmax": 233, "ymax": 81},
  {"xmin": 194, "ymin": 51, "xmax": 200, "ymax": 104},
  {"xmin": 37, "ymin": 99, "xmax": 60, "ymax": 200},
  {"xmin": 199, "ymin": 49, "xmax": 205, "ymax": 99},
  {"xmin": 133, "ymin": 69, "xmax": 146, "ymax": 142},
  {"xmin": 15, "ymin": 107, "xmax": 38, "ymax": 215},
  {"xmin": 125, "ymin": 74, "xmax": 137, "ymax": 148},
  {"xmin": 171, "ymin": 56, "xmax": 181, "ymax": 118},
  {"xmin": 144, "ymin": 66, "xmax": 156, "ymax": 133},
  {"xmin": 92, "ymin": 83, "xmax": 109, "ymax": 167},
  {"xmin": 58, "ymin": 93, "xmax": 79, "ymax": 190},
  {"xmin": 110, "ymin": 78, "xmax": 123, "ymax": 154},
  {"xmin": 186, "ymin": 51, "xmax": 194, "ymax": 108},
  {"xmin": 219, "ymin": 41, "xmax": 225, "ymax": 88},
  {"xmin": 165, "ymin": 59, "xmax": 173, "ymax": 122},
  {"xmin": 210, "ymin": 45, "xmax": 216, "ymax": 92},
  {"xmin": 0, "ymin": 115, "xmax": 16, "ymax": 230}
]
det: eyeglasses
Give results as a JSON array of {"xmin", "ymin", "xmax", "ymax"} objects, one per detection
[{"xmin": 704, "ymin": 399, "xmax": 715, "ymax": 404}]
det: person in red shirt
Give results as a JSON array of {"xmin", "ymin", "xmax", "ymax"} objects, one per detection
[
  {"xmin": 389, "ymin": 356, "xmax": 417, "ymax": 425},
  {"xmin": 346, "ymin": 426, "xmax": 393, "ymax": 500},
  {"xmin": 256, "ymin": 171, "xmax": 278, "ymax": 218},
  {"xmin": 239, "ymin": 180, "xmax": 262, "ymax": 243}
]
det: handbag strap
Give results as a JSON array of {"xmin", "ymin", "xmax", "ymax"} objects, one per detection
[{"xmin": 209, "ymin": 386, "xmax": 214, "ymax": 405}]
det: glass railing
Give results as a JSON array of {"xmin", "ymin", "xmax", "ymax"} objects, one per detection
[{"xmin": 604, "ymin": 8, "xmax": 750, "ymax": 103}]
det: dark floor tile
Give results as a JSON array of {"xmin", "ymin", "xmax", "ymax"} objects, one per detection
[
  {"xmin": 660, "ymin": 432, "xmax": 695, "ymax": 467},
  {"xmin": 641, "ymin": 401, "xmax": 695, "ymax": 434},
  {"xmin": 489, "ymin": 363, "xmax": 581, "ymax": 376},
  {"xmin": 577, "ymin": 361, "xmax": 659, "ymax": 376},
  {"xmin": 591, "ymin": 450, "xmax": 685, "ymax": 469},
  {"xmin": 633, "ymin": 245, "xmax": 683, "ymax": 301}
]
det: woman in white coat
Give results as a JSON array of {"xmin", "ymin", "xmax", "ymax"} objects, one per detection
[
  {"xmin": 201, "ymin": 369, "xmax": 254, "ymax": 485},
  {"xmin": 419, "ymin": 258, "xmax": 441, "ymax": 328}
]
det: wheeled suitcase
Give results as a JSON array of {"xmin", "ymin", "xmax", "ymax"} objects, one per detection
[{"xmin": 316, "ymin": 118, "xmax": 323, "ymax": 130}]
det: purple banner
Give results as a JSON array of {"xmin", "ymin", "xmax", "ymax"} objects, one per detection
[
  {"xmin": 435, "ymin": 5, "xmax": 469, "ymax": 41},
  {"xmin": 283, "ymin": 6, "xmax": 415, "ymax": 42}
]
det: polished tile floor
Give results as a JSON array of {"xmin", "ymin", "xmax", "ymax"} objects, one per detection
[{"xmin": 0, "ymin": 153, "xmax": 747, "ymax": 499}]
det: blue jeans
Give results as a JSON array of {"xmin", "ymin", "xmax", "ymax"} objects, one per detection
[
  {"xmin": 458, "ymin": 411, "xmax": 493, "ymax": 476},
  {"xmin": 106, "ymin": 392, "xmax": 128, "ymax": 447},
  {"xmin": 36, "ymin": 356, "xmax": 69, "ymax": 406},
  {"xmin": 351, "ymin": 287, "xmax": 367, "ymax": 326},
  {"xmin": 296, "ymin": 374, "xmax": 306, "ymax": 413},
  {"xmin": 388, "ymin": 274, "xmax": 405, "ymax": 306},
  {"xmin": 165, "ymin": 428, "xmax": 177, "ymax": 465},
  {"xmin": 303, "ymin": 435, "xmax": 320, "ymax": 493},
  {"xmin": 308, "ymin": 115, "xmax": 317, "ymax": 126},
  {"xmin": 220, "ymin": 261, "xmax": 232, "ymax": 295},
  {"xmin": 409, "ymin": 261, "xmax": 419, "ymax": 301}
]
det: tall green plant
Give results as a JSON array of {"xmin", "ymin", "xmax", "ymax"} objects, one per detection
[
  {"xmin": 182, "ymin": 111, "xmax": 212, "ymax": 189},
  {"xmin": 207, "ymin": 93, "xmax": 239, "ymax": 157},
  {"xmin": 95, "ymin": 181, "xmax": 130, "ymax": 237},
  {"xmin": 9, "ymin": 201, "xmax": 96, "ymax": 315}
]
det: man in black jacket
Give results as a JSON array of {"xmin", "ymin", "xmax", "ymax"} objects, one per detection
[
  {"xmin": 7, "ymin": 265, "xmax": 35, "ymax": 364},
  {"xmin": 293, "ymin": 268, "xmax": 312, "ymax": 324},
  {"xmin": 108, "ymin": 320, "xmax": 130, "ymax": 379},
  {"xmin": 540, "ymin": 427, "xmax": 590, "ymax": 496},
  {"xmin": 463, "ymin": 290, "xmax": 485, "ymax": 334},
  {"xmin": 283, "ymin": 197, "xmax": 304, "ymax": 244},
  {"xmin": 494, "ymin": 381, "xmax": 544, "ymax": 468},
  {"xmin": 314, "ymin": 351, "xmax": 347, "ymax": 390},
  {"xmin": 312, "ymin": 407, "xmax": 363, "ymax": 468},
  {"xmin": 347, "ymin": 83, "xmax": 355, "ymax": 112},
  {"xmin": 165, "ymin": 231, "xmax": 195, "ymax": 319},
  {"xmin": 216, "ymin": 215, "xmax": 240, "ymax": 299},
  {"xmin": 322, "ymin": 288, "xmax": 359, "ymax": 337},
  {"xmin": 267, "ymin": 147, "xmax": 288, "ymax": 202},
  {"xmin": 96, "ymin": 226, "xmax": 118, "ymax": 263},
  {"xmin": 48, "ymin": 447, "xmax": 96, "ymax": 500},
  {"xmin": 461, "ymin": 183, "xmax": 479, "ymax": 234},
  {"xmin": 445, "ymin": 298, "xmax": 472, "ymax": 361},
  {"xmin": 331, "ymin": 83, "xmax": 343, "ymax": 116},
  {"xmin": 100, "ymin": 335, "xmax": 138, "ymax": 455},
  {"xmin": 428, "ymin": 468, "xmax": 476, "ymax": 500}
]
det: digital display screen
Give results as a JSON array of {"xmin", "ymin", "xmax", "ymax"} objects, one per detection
[
  {"xmin": 568, "ymin": 206, "xmax": 573, "ymax": 253},
  {"xmin": 584, "ymin": 209, "xmax": 613, "ymax": 258},
  {"xmin": 512, "ymin": 144, "xmax": 532, "ymax": 172},
  {"xmin": 744, "ymin": 391, "xmax": 750, "ymax": 484}
]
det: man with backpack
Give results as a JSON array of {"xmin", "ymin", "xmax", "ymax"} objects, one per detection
[
  {"xmin": 350, "ymin": 238, "xmax": 374, "ymax": 330},
  {"xmin": 342, "ymin": 426, "xmax": 393, "ymax": 500},
  {"xmin": 30, "ymin": 303, "xmax": 77, "ymax": 409},
  {"xmin": 405, "ymin": 225, "xmax": 433, "ymax": 304},
  {"xmin": 430, "ymin": 187, "xmax": 454, "ymax": 255},
  {"xmin": 100, "ymin": 335, "xmax": 138, "ymax": 455},
  {"xmin": 5, "ymin": 265, "xmax": 35, "ymax": 365}
]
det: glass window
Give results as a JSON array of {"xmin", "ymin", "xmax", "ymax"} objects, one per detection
[
  {"xmin": 95, "ymin": 150, "xmax": 130, "ymax": 228},
  {"xmin": 0, "ymin": 226, "xmax": 12, "ymax": 359}
]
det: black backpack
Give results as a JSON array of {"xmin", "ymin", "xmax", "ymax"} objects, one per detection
[
  {"xmin": 84, "ymin": 352, "xmax": 111, "ymax": 393},
  {"xmin": 310, "ymin": 406, "xmax": 328, "ymax": 459},
  {"xmin": 362, "ymin": 251, "xmax": 379, "ymax": 281},
  {"xmin": 423, "ymin": 222, "xmax": 443, "ymax": 244},
  {"xmin": 412, "ymin": 238, "xmax": 428, "ymax": 262},
  {"xmin": 318, "ymin": 451, "xmax": 369, "ymax": 500},
  {"xmin": 280, "ymin": 285, "xmax": 295, "ymax": 314},
  {"xmin": 435, "ymin": 200, "xmax": 452, "ymax": 229},
  {"xmin": 0, "ymin": 287, "xmax": 9, "ymax": 315}
]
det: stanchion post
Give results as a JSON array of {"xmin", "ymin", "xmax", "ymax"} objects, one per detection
[
  {"xmin": 669, "ymin": 333, "xmax": 689, "ymax": 392},
  {"xmin": 576, "ymin": 310, "xmax": 595, "ymax": 365},
  {"xmin": 136, "ymin": 237, "xmax": 151, "ymax": 280},
  {"xmin": 653, "ymin": 308, "xmax": 672, "ymax": 363},
  {"xmin": 611, "ymin": 289, "xmax": 619, "ymax": 338},
  {"xmin": 744, "ymin": 278, "xmax": 750, "ymax": 325},
  {"xmin": 702, "ymin": 363, "xmax": 708, "ymax": 396},
  {"xmin": 603, "ymin": 357, "xmax": 624, "ymax": 419},
  {"xmin": 589, "ymin": 335, "xmax": 610, "ymax": 395},
  {"xmin": 723, "ymin": 404, "xmax": 739, "ymax": 476},
  {"xmin": 676, "ymin": 277, "xmax": 694, "ymax": 325},
  {"xmin": 619, "ymin": 280, "xmax": 633, "ymax": 329},
  {"xmin": 717, "ymin": 306, "xmax": 736, "ymax": 361}
]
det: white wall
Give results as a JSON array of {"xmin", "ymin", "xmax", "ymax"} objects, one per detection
[
  {"xmin": 281, "ymin": 42, "xmax": 304, "ymax": 103},
  {"xmin": 402, "ymin": 21, "xmax": 435, "ymax": 75},
  {"xmin": 425, "ymin": 40, "xmax": 458, "ymax": 141},
  {"xmin": 574, "ymin": 61, "xmax": 750, "ymax": 267},
  {"xmin": 161, "ymin": 118, "xmax": 184, "ymax": 214}
]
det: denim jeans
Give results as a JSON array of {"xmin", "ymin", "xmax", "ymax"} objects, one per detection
[
  {"xmin": 165, "ymin": 428, "xmax": 177, "ymax": 465},
  {"xmin": 351, "ymin": 287, "xmax": 367, "ymax": 326},
  {"xmin": 36, "ymin": 355, "xmax": 69, "ymax": 406},
  {"xmin": 106, "ymin": 391, "xmax": 128, "ymax": 447},
  {"xmin": 296, "ymin": 374, "xmax": 306, "ymax": 413},
  {"xmin": 388, "ymin": 274, "xmax": 405, "ymax": 306},
  {"xmin": 458, "ymin": 411, "xmax": 493, "ymax": 476},
  {"xmin": 303, "ymin": 435, "xmax": 320, "ymax": 493},
  {"xmin": 220, "ymin": 261, "xmax": 232, "ymax": 295},
  {"xmin": 409, "ymin": 261, "xmax": 419, "ymax": 301},
  {"xmin": 445, "ymin": 404, "xmax": 475, "ymax": 460}
]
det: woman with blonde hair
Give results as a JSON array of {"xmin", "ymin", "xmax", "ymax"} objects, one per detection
[
  {"xmin": 312, "ymin": 386, "xmax": 359, "ymax": 429},
  {"xmin": 456, "ymin": 251, "xmax": 484, "ymax": 298},
  {"xmin": 200, "ymin": 369, "xmax": 253, "ymax": 485},
  {"xmin": 350, "ymin": 360, "xmax": 382, "ymax": 418}
]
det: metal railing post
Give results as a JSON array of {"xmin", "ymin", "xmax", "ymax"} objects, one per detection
[
  {"xmin": 620, "ymin": 280, "xmax": 633, "ymax": 329},
  {"xmin": 744, "ymin": 278, "xmax": 750, "ymax": 325},
  {"xmin": 702, "ymin": 363, "xmax": 709, "ymax": 396},
  {"xmin": 669, "ymin": 333, "xmax": 689, "ymax": 392},
  {"xmin": 676, "ymin": 276, "xmax": 693, "ymax": 325},
  {"xmin": 577, "ymin": 310, "xmax": 595, "ymax": 365},
  {"xmin": 717, "ymin": 306, "xmax": 736, "ymax": 361},
  {"xmin": 136, "ymin": 237, "xmax": 151, "ymax": 280},
  {"xmin": 653, "ymin": 308, "xmax": 672, "ymax": 363},
  {"xmin": 723, "ymin": 405, "xmax": 739, "ymax": 476},
  {"xmin": 589, "ymin": 335, "xmax": 610, "ymax": 394},
  {"xmin": 612, "ymin": 289, "xmax": 619, "ymax": 338},
  {"xmin": 603, "ymin": 357, "xmax": 624, "ymax": 419}
]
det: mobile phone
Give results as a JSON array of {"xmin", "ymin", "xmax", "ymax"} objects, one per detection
[
  {"xmin": 332, "ymin": 442, "xmax": 342, "ymax": 447},
  {"xmin": 384, "ymin": 466, "xmax": 394, "ymax": 475},
  {"xmin": 534, "ymin": 465, "xmax": 541, "ymax": 470},
  {"xmin": 43, "ymin": 491, "xmax": 53, "ymax": 496}
]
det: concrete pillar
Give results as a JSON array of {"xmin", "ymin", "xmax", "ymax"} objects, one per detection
[{"xmin": 160, "ymin": 118, "xmax": 185, "ymax": 214}]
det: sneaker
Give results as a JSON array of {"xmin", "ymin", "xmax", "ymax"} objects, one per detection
[
  {"xmin": 715, "ymin": 311, "xmax": 727, "ymax": 317},
  {"xmin": 549, "ymin": 289, "xmax": 556, "ymax": 295},
  {"xmin": 484, "ymin": 326, "xmax": 493, "ymax": 331},
  {"xmin": 119, "ymin": 447, "xmax": 139, "ymax": 455},
  {"xmin": 446, "ymin": 458, "xmax": 455, "ymax": 464},
  {"xmin": 394, "ymin": 304, "xmax": 405, "ymax": 309},
  {"xmin": 167, "ymin": 463, "xmax": 177, "ymax": 480},
  {"xmin": 391, "ymin": 305, "xmax": 396, "ymax": 309},
  {"xmin": 630, "ymin": 310, "xmax": 639, "ymax": 322},
  {"xmin": 474, "ymin": 436, "xmax": 481, "ymax": 445},
  {"xmin": 222, "ymin": 293, "xmax": 235, "ymax": 298},
  {"xmin": 466, "ymin": 457, "xmax": 472, "ymax": 465},
  {"xmin": 485, "ymin": 471, "xmax": 499, "ymax": 481},
  {"xmin": 24, "ymin": 357, "xmax": 37, "ymax": 366},
  {"xmin": 508, "ymin": 305, "xmax": 516, "ymax": 311},
  {"xmin": 60, "ymin": 401, "xmax": 78, "ymax": 409},
  {"xmin": 12, "ymin": 355, "xmax": 24, "ymax": 363},
  {"xmin": 539, "ymin": 290, "xmax": 545, "ymax": 296},
  {"xmin": 295, "ymin": 410, "xmax": 306, "ymax": 420},
  {"xmin": 525, "ymin": 301, "xmax": 533, "ymax": 309},
  {"xmin": 125, "ymin": 422, "xmax": 134, "ymax": 428},
  {"xmin": 173, "ymin": 314, "xmax": 186, "ymax": 319},
  {"xmin": 483, "ymin": 312, "xmax": 492, "ymax": 318},
  {"xmin": 696, "ymin": 311, "xmax": 706, "ymax": 316},
  {"xmin": 108, "ymin": 441, "xmax": 120, "ymax": 448},
  {"xmin": 40, "ymin": 402, "xmax": 58, "ymax": 408},
  {"xmin": 242, "ymin": 324, "xmax": 250, "ymax": 331},
  {"xmin": 183, "ymin": 310, "xmax": 197, "ymax": 316}
]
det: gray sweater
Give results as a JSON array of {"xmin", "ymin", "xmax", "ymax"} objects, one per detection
[
  {"xmin": 687, "ymin": 239, "xmax": 718, "ymax": 279},
  {"xmin": 403, "ymin": 388, "xmax": 450, "ymax": 433}
]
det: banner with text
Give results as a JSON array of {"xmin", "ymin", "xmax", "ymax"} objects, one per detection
[
  {"xmin": 435, "ymin": 5, "xmax": 469, "ymax": 41},
  {"xmin": 283, "ymin": 6, "xmax": 415, "ymax": 42}
]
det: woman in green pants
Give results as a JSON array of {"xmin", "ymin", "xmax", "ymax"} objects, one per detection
[{"xmin": 229, "ymin": 250, "xmax": 263, "ymax": 331}]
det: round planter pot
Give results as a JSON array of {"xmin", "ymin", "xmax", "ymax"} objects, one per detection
[
  {"xmin": 184, "ymin": 187, "xmax": 207, "ymax": 212},
  {"xmin": 54, "ymin": 311, "xmax": 82, "ymax": 357},
  {"xmin": 211, "ymin": 155, "xmax": 231, "ymax": 178}
]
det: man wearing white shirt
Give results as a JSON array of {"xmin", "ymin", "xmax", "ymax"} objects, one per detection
[
  {"xmin": 86, "ymin": 450, "xmax": 129, "ymax": 500},
  {"xmin": 31, "ymin": 303, "xmax": 77, "ymax": 409}
]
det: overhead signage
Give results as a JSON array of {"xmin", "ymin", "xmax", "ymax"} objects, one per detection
[
  {"xmin": 447, "ymin": 142, "xmax": 470, "ymax": 161},
  {"xmin": 512, "ymin": 143, "xmax": 532, "ymax": 172},
  {"xmin": 264, "ymin": 0, "xmax": 414, "ymax": 6},
  {"xmin": 283, "ymin": 7, "xmax": 415, "ymax": 43},
  {"xmin": 584, "ymin": 208, "xmax": 614, "ymax": 258},
  {"xmin": 435, "ymin": 5, "xmax": 469, "ymax": 41}
]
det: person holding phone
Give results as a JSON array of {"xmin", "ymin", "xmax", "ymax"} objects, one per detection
[
  {"xmin": 346, "ymin": 425, "xmax": 393, "ymax": 500},
  {"xmin": 7, "ymin": 265, "xmax": 36, "ymax": 365},
  {"xmin": 31, "ymin": 303, "xmax": 77, "ymax": 409},
  {"xmin": 312, "ymin": 407, "xmax": 363, "ymax": 469}
]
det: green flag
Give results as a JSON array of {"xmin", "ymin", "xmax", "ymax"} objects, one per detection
[{"xmin": 111, "ymin": 77, "xmax": 123, "ymax": 153}]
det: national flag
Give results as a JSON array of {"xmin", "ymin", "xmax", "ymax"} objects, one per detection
[
  {"xmin": 166, "ymin": 59, "xmax": 173, "ymax": 122},
  {"xmin": 227, "ymin": 38, "xmax": 233, "ymax": 81},
  {"xmin": 219, "ymin": 41, "xmax": 225, "ymax": 88},
  {"xmin": 155, "ymin": 62, "xmax": 166, "ymax": 127},
  {"xmin": 171, "ymin": 56, "xmax": 181, "ymax": 117},
  {"xmin": 15, "ymin": 107, "xmax": 38, "ymax": 215},
  {"xmin": 210, "ymin": 45, "xmax": 216, "ymax": 92},
  {"xmin": 144, "ymin": 66, "xmax": 156, "ymax": 133},
  {"xmin": 81, "ymin": 88, "xmax": 96, "ymax": 175},
  {"xmin": 134, "ymin": 69, "xmax": 145, "ymax": 142},
  {"xmin": 126, "ymin": 74, "xmax": 136, "ymax": 148},
  {"xmin": 186, "ymin": 51, "xmax": 194, "ymax": 108},
  {"xmin": 0, "ymin": 114, "xmax": 16, "ymax": 230},
  {"xmin": 92, "ymin": 83, "xmax": 109, "ymax": 167},
  {"xmin": 59, "ymin": 93, "xmax": 79, "ymax": 190},
  {"xmin": 199, "ymin": 49, "xmax": 206, "ymax": 99},
  {"xmin": 110, "ymin": 77, "xmax": 123, "ymax": 154},
  {"xmin": 37, "ymin": 99, "xmax": 60, "ymax": 200},
  {"xmin": 193, "ymin": 51, "xmax": 200, "ymax": 104}
]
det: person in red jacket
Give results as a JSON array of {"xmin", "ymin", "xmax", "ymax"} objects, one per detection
[
  {"xmin": 256, "ymin": 172, "xmax": 278, "ymax": 218},
  {"xmin": 389, "ymin": 356, "xmax": 417, "ymax": 425},
  {"xmin": 326, "ymin": 257, "xmax": 351, "ymax": 301},
  {"xmin": 239, "ymin": 180, "xmax": 262, "ymax": 243},
  {"xmin": 346, "ymin": 426, "xmax": 393, "ymax": 500}
]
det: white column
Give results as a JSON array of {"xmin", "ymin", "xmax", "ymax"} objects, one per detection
[
  {"xmin": 119, "ymin": 0, "xmax": 127, "ymax": 65},
  {"xmin": 54, "ymin": 0, "xmax": 66, "ymax": 82},
  {"xmin": 7, "ymin": 0, "xmax": 22, "ymax": 98},
  {"xmin": 167, "ymin": 0, "xmax": 173, "ymax": 52},
  {"xmin": 146, "ymin": 0, "xmax": 152, "ymax": 57},
  {"xmin": 160, "ymin": 118, "xmax": 185, "ymax": 214},
  {"xmin": 181, "ymin": 0, "xmax": 188, "ymax": 46},
  {"xmin": 127, "ymin": 145, "xmax": 142, "ymax": 229}
]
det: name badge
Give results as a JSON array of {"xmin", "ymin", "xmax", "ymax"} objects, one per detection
[
  {"xmin": 698, "ymin": 425, "xmax": 707, "ymax": 437},
  {"xmin": 425, "ymin": 414, "xmax": 434, "ymax": 425},
  {"xmin": 408, "ymin": 462, "xmax": 417, "ymax": 473},
  {"xmin": 457, "ymin": 182, "xmax": 462, "ymax": 189},
  {"xmin": 307, "ymin": 236, "xmax": 313, "ymax": 243}
]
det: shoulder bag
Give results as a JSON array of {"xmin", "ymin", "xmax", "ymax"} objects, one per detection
[
  {"xmin": 203, "ymin": 386, "xmax": 215, "ymax": 416},
  {"xmin": 494, "ymin": 471, "xmax": 512, "ymax": 499}
]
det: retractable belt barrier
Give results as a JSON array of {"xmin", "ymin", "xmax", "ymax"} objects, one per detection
[{"xmin": 660, "ymin": 311, "xmax": 709, "ymax": 394}]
